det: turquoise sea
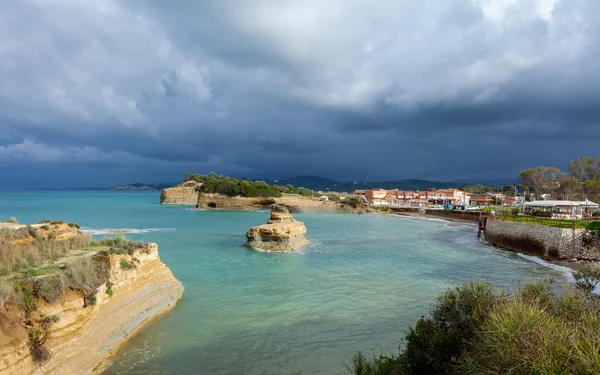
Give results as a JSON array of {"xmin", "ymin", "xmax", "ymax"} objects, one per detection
[{"xmin": 0, "ymin": 191, "xmax": 572, "ymax": 375}]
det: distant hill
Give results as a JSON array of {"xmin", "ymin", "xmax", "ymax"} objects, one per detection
[
  {"xmin": 112, "ymin": 175, "xmax": 513, "ymax": 193},
  {"xmin": 262, "ymin": 176, "xmax": 464, "ymax": 193},
  {"xmin": 109, "ymin": 183, "xmax": 175, "ymax": 191}
]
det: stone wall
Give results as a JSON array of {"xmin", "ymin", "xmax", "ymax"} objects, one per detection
[{"xmin": 484, "ymin": 219, "xmax": 585, "ymax": 259}]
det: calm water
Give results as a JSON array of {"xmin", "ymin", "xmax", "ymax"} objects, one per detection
[{"xmin": 0, "ymin": 191, "xmax": 570, "ymax": 375}]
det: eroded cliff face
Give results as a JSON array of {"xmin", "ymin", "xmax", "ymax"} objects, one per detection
[
  {"xmin": 0, "ymin": 244, "xmax": 183, "ymax": 375},
  {"xmin": 160, "ymin": 182, "xmax": 200, "ymax": 205},
  {"xmin": 244, "ymin": 204, "xmax": 309, "ymax": 252}
]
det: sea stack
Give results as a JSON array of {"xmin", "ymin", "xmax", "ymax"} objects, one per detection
[{"xmin": 244, "ymin": 204, "xmax": 309, "ymax": 251}]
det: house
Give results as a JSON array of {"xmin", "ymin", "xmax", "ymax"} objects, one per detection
[
  {"xmin": 469, "ymin": 193, "xmax": 495, "ymax": 206},
  {"xmin": 428, "ymin": 189, "xmax": 470, "ymax": 206}
]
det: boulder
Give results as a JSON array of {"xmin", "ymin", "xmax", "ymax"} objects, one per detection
[{"xmin": 244, "ymin": 204, "xmax": 309, "ymax": 251}]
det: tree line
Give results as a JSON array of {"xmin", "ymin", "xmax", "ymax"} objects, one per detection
[
  {"xmin": 519, "ymin": 155, "xmax": 600, "ymax": 202},
  {"xmin": 183, "ymin": 172, "xmax": 316, "ymax": 198}
]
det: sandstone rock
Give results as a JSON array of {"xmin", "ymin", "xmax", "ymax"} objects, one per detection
[
  {"xmin": 244, "ymin": 204, "xmax": 309, "ymax": 251},
  {"xmin": 0, "ymin": 244, "xmax": 183, "ymax": 375},
  {"xmin": 160, "ymin": 182, "xmax": 201, "ymax": 204}
]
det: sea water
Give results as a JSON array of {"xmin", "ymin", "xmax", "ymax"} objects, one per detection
[{"xmin": 0, "ymin": 191, "xmax": 571, "ymax": 375}]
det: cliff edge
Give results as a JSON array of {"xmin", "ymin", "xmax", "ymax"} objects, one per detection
[
  {"xmin": 0, "ymin": 243, "xmax": 183, "ymax": 375},
  {"xmin": 244, "ymin": 204, "xmax": 309, "ymax": 251},
  {"xmin": 160, "ymin": 181, "xmax": 200, "ymax": 205}
]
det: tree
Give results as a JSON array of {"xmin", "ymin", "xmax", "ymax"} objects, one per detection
[
  {"xmin": 502, "ymin": 185, "xmax": 516, "ymax": 196},
  {"xmin": 554, "ymin": 175, "xmax": 581, "ymax": 200},
  {"xmin": 568, "ymin": 156, "xmax": 600, "ymax": 182},
  {"xmin": 519, "ymin": 167, "xmax": 560, "ymax": 197}
]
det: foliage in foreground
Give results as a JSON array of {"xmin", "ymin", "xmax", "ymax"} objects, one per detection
[{"xmin": 349, "ymin": 280, "xmax": 600, "ymax": 375}]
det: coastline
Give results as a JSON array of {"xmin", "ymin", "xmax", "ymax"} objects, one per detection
[{"xmin": 0, "ymin": 243, "xmax": 184, "ymax": 375}]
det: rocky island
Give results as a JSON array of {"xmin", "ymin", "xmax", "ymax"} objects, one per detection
[
  {"xmin": 244, "ymin": 204, "xmax": 309, "ymax": 251},
  {"xmin": 161, "ymin": 173, "xmax": 369, "ymax": 213},
  {"xmin": 0, "ymin": 220, "xmax": 183, "ymax": 375}
]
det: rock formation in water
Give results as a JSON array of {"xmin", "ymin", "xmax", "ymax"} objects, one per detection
[{"xmin": 244, "ymin": 204, "xmax": 309, "ymax": 251}]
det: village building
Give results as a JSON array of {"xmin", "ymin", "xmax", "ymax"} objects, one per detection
[{"xmin": 524, "ymin": 200, "xmax": 599, "ymax": 219}]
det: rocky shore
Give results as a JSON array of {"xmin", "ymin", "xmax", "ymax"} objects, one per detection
[
  {"xmin": 244, "ymin": 204, "xmax": 309, "ymax": 251},
  {"xmin": 160, "ymin": 182, "xmax": 370, "ymax": 213},
  {"xmin": 0, "ymin": 232, "xmax": 183, "ymax": 375}
]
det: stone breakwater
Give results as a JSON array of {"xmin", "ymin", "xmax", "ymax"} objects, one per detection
[
  {"xmin": 244, "ymin": 205, "xmax": 309, "ymax": 252},
  {"xmin": 0, "ymin": 244, "xmax": 184, "ymax": 375},
  {"xmin": 484, "ymin": 219, "xmax": 588, "ymax": 259}
]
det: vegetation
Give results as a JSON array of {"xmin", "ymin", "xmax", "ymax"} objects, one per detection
[
  {"xmin": 28, "ymin": 327, "xmax": 51, "ymax": 362},
  {"xmin": 372, "ymin": 206, "xmax": 390, "ymax": 212},
  {"xmin": 186, "ymin": 172, "xmax": 284, "ymax": 198},
  {"xmin": 518, "ymin": 155, "xmax": 600, "ymax": 202},
  {"xmin": 184, "ymin": 172, "xmax": 321, "ymax": 198},
  {"xmin": 348, "ymin": 280, "xmax": 600, "ymax": 375},
  {"xmin": 7, "ymin": 217, "xmax": 18, "ymax": 224},
  {"xmin": 0, "ymin": 227, "xmax": 91, "ymax": 272},
  {"xmin": 0, "ymin": 279, "xmax": 16, "ymax": 307},
  {"xmin": 120, "ymin": 260, "xmax": 132, "ymax": 270}
]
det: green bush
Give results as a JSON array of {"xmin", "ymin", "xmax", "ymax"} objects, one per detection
[
  {"xmin": 348, "ymin": 352, "xmax": 402, "ymax": 375},
  {"xmin": 120, "ymin": 260, "xmax": 131, "ymax": 270},
  {"xmin": 105, "ymin": 288, "xmax": 113, "ymax": 297},
  {"xmin": 348, "ymin": 281, "xmax": 600, "ymax": 375},
  {"xmin": 592, "ymin": 211, "xmax": 600, "ymax": 217},
  {"xmin": 587, "ymin": 221, "xmax": 600, "ymax": 230}
]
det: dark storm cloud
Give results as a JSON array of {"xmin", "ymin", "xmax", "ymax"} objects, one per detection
[{"xmin": 1, "ymin": 0, "xmax": 600, "ymax": 188}]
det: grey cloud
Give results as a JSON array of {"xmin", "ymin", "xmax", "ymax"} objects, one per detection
[{"xmin": 1, "ymin": 0, "xmax": 600, "ymax": 188}]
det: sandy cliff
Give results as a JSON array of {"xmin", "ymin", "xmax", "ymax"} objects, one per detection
[
  {"xmin": 0, "ymin": 244, "xmax": 183, "ymax": 375},
  {"xmin": 244, "ymin": 204, "xmax": 309, "ymax": 251},
  {"xmin": 159, "ymin": 182, "xmax": 201, "ymax": 205}
]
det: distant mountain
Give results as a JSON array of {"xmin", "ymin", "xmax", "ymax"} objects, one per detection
[
  {"xmin": 112, "ymin": 175, "xmax": 514, "ymax": 193},
  {"xmin": 452, "ymin": 178, "xmax": 517, "ymax": 186},
  {"xmin": 109, "ymin": 183, "xmax": 175, "ymax": 191},
  {"xmin": 261, "ymin": 176, "xmax": 465, "ymax": 193}
]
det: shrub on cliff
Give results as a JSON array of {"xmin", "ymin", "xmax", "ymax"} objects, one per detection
[
  {"xmin": 65, "ymin": 257, "xmax": 110, "ymax": 306},
  {"xmin": 28, "ymin": 327, "xmax": 51, "ymax": 363},
  {"xmin": 33, "ymin": 274, "xmax": 66, "ymax": 303},
  {"xmin": 348, "ymin": 280, "xmax": 600, "ymax": 375}
]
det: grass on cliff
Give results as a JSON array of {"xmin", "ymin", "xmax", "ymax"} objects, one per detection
[
  {"xmin": 0, "ymin": 228, "xmax": 91, "ymax": 272},
  {"xmin": 348, "ymin": 280, "xmax": 600, "ymax": 375}
]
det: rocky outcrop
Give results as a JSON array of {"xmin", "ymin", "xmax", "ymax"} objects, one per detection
[
  {"xmin": 0, "ymin": 244, "xmax": 184, "ymax": 375},
  {"xmin": 160, "ymin": 181, "xmax": 200, "ymax": 204},
  {"xmin": 244, "ymin": 204, "xmax": 309, "ymax": 251}
]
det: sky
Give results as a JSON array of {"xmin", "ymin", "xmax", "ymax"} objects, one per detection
[{"xmin": 1, "ymin": 0, "xmax": 599, "ymax": 188}]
